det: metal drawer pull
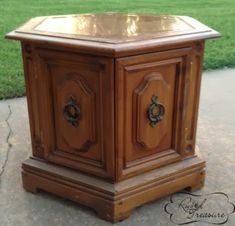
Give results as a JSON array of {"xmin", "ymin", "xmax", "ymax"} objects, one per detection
[
  {"xmin": 147, "ymin": 95, "xmax": 165, "ymax": 127},
  {"xmin": 63, "ymin": 96, "xmax": 80, "ymax": 127}
]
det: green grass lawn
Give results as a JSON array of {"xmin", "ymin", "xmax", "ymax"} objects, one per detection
[{"xmin": 0, "ymin": 0, "xmax": 235, "ymax": 99}]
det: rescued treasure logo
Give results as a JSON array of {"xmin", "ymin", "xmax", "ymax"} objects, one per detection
[{"xmin": 164, "ymin": 192, "xmax": 235, "ymax": 225}]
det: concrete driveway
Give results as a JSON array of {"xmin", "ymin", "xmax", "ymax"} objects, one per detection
[{"xmin": 0, "ymin": 69, "xmax": 235, "ymax": 226}]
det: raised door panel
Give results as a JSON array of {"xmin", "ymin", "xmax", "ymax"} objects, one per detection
[
  {"xmin": 34, "ymin": 48, "xmax": 114, "ymax": 179},
  {"xmin": 132, "ymin": 67, "xmax": 175, "ymax": 156},
  {"xmin": 52, "ymin": 66, "xmax": 99, "ymax": 160},
  {"xmin": 116, "ymin": 47, "xmax": 193, "ymax": 180}
]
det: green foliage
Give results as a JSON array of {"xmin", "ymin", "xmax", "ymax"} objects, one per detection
[{"xmin": 0, "ymin": 0, "xmax": 234, "ymax": 99}]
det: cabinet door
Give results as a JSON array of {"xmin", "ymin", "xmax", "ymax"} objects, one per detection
[
  {"xmin": 33, "ymin": 48, "xmax": 114, "ymax": 179},
  {"xmin": 116, "ymin": 47, "xmax": 194, "ymax": 179}
]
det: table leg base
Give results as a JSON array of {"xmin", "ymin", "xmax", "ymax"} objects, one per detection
[{"xmin": 22, "ymin": 154, "xmax": 205, "ymax": 222}]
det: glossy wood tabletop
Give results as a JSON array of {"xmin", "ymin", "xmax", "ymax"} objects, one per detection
[
  {"xmin": 6, "ymin": 13, "xmax": 220, "ymax": 57},
  {"xmin": 12, "ymin": 13, "xmax": 217, "ymax": 43},
  {"xmin": 28, "ymin": 13, "xmax": 200, "ymax": 43}
]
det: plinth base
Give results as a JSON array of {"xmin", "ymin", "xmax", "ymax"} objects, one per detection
[{"xmin": 22, "ymin": 153, "xmax": 205, "ymax": 222}]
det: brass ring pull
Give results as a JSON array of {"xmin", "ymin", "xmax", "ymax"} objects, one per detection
[
  {"xmin": 147, "ymin": 95, "xmax": 165, "ymax": 127},
  {"xmin": 63, "ymin": 96, "xmax": 80, "ymax": 127}
]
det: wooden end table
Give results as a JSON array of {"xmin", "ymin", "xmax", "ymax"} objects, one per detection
[{"xmin": 6, "ymin": 13, "xmax": 220, "ymax": 222}]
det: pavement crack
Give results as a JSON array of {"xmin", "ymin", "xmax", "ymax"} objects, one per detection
[{"xmin": 0, "ymin": 103, "xmax": 13, "ymax": 177}]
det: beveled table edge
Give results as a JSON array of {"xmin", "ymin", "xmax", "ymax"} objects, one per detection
[{"xmin": 5, "ymin": 29, "xmax": 221, "ymax": 57}]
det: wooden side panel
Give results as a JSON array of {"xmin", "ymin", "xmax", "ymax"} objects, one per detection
[
  {"xmin": 115, "ymin": 47, "xmax": 194, "ymax": 180},
  {"xmin": 183, "ymin": 41, "xmax": 205, "ymax": 154},
  {"xmin": 21, "ymin": 43, "xmax": 44, "ymax": 158},
  {"xmin": 25, "ymin": 47, "xmax": 115, "ymax": 179}
]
